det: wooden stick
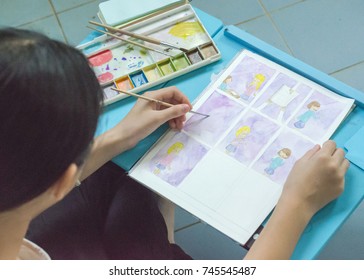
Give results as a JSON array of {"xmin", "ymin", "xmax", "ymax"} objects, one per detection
[
  {"xmin": 86, "ymin": 26, "xmax": 173, "ymax": 57},
  {"xmin": 89, "ymin": 20, "xmax": 189, "ymax": 52},
  {"xmin": 110, "ymin": 87, "xmax": 209, "ymax": 117}
]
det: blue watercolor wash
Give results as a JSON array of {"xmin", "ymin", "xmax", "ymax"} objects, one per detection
[{"xmin": 130, "ymin": 72, "xmax": 148, "ymax": 87}]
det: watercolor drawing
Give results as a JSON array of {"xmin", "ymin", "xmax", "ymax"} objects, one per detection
[
  {"xmin": 287, "ymin": 90, "xmax": 349, "ymax": 141},
  {"xmin": 252, "ymin": 130, "xmax": 315, "ymax": 185},
  {"xmin": 293, "ymin": 101, "xmax": 320, "ymax": 129},
  {"xmin": 153, "ymin": 141, "xmax": 184, "ymax": 175},
  {"xmin": 89, "ymin": 45, "xmax": 154, "ymax": 84},
  {"xmin": 217, "ymin": 55, "xmax": 276, "ymax": 103},
  {"xmin": 149, "ymin": 133, "xmax": 208, "ymax": 187},
  {"xmin": 218, "ymin": 111, "xmax": 281, "ymax": 165},
  {"xmin": 253, "ymin": 74, "xmax": 312, "ymax": 122},
  {"xmin": 183, "ymin": 91, "xmax": 245, "ymax": 146},
  {"xmin": 263, "ymin": 148, "xmax": 291, "ymax": 175},
  {"xmin": 225, "ymin": 125, "xmax": 251, "ymax": 154}
]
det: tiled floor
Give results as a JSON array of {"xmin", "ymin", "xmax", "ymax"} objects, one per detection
[{"xmin": 2, "ymin": 0, "xmax": 364, "ymax": 259}]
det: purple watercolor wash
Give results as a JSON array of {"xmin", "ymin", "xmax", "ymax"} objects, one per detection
[
  {"xmin": 106, "ymin": 64, "xmax": 110, "ymax": 70},
  {"xmin": 252, "ymin": 130, "xmax": 314, "ymax": 185},
  {"xmin": 219, "ymin": 111, "xmax": 280, "ymax": 165},
  {"xmin": 218, "ymin": 55, "xmax": 276, "ymax": 104},
  {"xmin": 288, "ymin": 91, "xmax": 349, "ymax": 141},
  {"xmin": 254, "ymin": 74, "xmax": 312, "ymax": 123},
  {"xmin": 149, "ymin": 133, "xmax": 208, "ymax": 186},
  {"xmin": 183, "ymin": 91, "xmax": 245, "ymax": 145},
  {"xmin": 121, "ymin": 57, "xmax": 127, "ymax": 61}
]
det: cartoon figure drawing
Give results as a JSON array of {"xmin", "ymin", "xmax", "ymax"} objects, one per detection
[
  {"xmin": 219, "ymin": 75, "xmax": 240, "ymax": 98},
  {"xmin": 257, "ymin": 85, "xmax": 299, "ymax": 122},
  {"xmin": 225, "ymin": 126, "xmax": 251, "ymax": 154},
  {"xmin": 153, "ymin": 142, "xmax": 184, "ymax": 175},
  {"xmin": 240, "ymin": 73, "xmax": 266, "ymax": 101},
  {"xmin": 264, "ymin": 148, "xmax": 291, "ymax": 175},
  {"xmin": 294, "ymin": 101, "xmax": 321, "ymax": 129},
  {"xmin": 219, "ymin": 75, "xmax": 232, "ymax": 91}
]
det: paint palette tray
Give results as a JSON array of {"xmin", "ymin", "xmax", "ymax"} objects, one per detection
[{"xmin": 77, "ymin": 3, "xmax": 221, "ymax": 105}]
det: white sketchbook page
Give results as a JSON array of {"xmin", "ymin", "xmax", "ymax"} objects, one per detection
[{"xmin": 129, "ymin": 50, "xmax": 354, "ymax": 245}]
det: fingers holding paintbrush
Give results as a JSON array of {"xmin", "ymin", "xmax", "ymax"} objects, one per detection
[{"xmin": 110, "ymin": 87, "xmax": 209, "ymax": 119}]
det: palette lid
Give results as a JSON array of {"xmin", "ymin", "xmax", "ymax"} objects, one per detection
[{"xmin": 99, "ymin": 0, "xmax": 187, "ymax": 26}]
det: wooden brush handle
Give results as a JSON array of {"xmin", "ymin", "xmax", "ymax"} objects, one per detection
[
  {"xmin": 89, "ymin": 20, "xmax": 161, "ymax": 45},
  {"xmin": 86, "ymin": 26, "xmax": 172, "ymax": 57}
]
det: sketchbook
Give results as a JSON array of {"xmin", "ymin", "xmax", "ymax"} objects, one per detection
[{"xmin": 129, "ymin": 49, "xmax": 354, "ymax": 246}]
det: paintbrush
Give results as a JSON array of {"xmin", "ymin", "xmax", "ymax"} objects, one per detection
[
  {"xmin": 89, "ymin": 20, "xmax": 189, "ymax": 53},
  {"xmin": 86, "ymin": 26, "xmax": 173, "ymax": 57},
  {"xmin": 110, "ymin": 87, "xmax": 209, "ymax": 118}
]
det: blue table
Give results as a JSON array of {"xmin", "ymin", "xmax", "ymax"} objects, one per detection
[{"xmin": 94, "ymin": 8, "xmax": 364, "ymax": 260}]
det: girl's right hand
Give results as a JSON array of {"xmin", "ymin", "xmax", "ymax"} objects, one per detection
[{"xmin": 279, "ymin": 140, "xmax": 349, "ymax": 219}]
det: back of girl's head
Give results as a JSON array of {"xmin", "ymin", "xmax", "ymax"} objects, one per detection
[{"xmin": 0, "ymin": 28, "xmax": 103, "ymax": 211}]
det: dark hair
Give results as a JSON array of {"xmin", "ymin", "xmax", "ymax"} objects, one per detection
[{"xmin": 0, "ymin": 28, "xmax": 103, "ymax": 211}]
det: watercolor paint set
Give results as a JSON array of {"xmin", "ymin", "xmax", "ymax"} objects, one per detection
[{"xmin": 77, "ymin": 2, "xmax": 221, "ymax": 105}]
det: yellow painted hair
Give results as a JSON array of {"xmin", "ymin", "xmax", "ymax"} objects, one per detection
[
  {"xmin": 253, "ymin": 73, "xmax": 265, "ymax": 89},
  {"xmin": 236, "ymin": 125, "xmax": 251, "ymax": 136},
  {"xmin": 167, "ymin": 142, "xmax": 184, "ymax": 154},
  {"xmin": 307, "ymin": 101, "xmax": 320, "ymax": 108},
  {"xmin": 279, "ymin": 148, "xmax": 292, "ymax": 157}
]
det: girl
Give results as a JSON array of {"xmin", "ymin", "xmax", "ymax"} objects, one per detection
[
  {"xmin": 0, "ymin": 28, "xmax": 349, "ymax": 260},
  {"xmin": 0, "ymin": 28, "xmax": 192, "ymax": 260}
]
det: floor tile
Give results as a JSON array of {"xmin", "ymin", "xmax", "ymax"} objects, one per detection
[
  {"xmin": 237, "ymin": 15, "xmax": 292, "ymax": 55},
  {"xmin": 51, "ymin": 0, "xmax": 95, "ymax": 13},
  {"xmin": 0, "ymin": 0, "xmax": 53, "ymax": 27},
  {"xmin": 192, "ymin": 0, "xmax": 264, "ymax": 25},
  {"xmin": 331, "ymin": 62, "xmax": 364, "ymax": 93},
  {"xmin": 175, "ymin": 223, "xmax": 247, "ymax": 260},
  {"xmin": 57, "ymin": 1, "xmax": 102, "ymax": 45},
  {"xmin": 174, "ymin": 206, "xmax": 199, "ymax": 231},
  {"xmin": 259, "ymin": 0, "xmax": 302, "ymax": 11},
  {"xmin": 19, "ymin": 16, "xmax": 65, "ymax": 42},
  {"xmin": 270, "ymin": 0, "xmax": 364, "ymax": 74}
]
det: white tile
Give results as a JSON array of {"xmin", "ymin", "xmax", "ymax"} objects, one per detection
[
  {"xmin": 331, "ymin": 62, "xmax": 364, "ymax": 93},
  {"xmin": 51, "ymin": 0, "xmax": 96, "ymax": 13},
  {"xmin": 0, "ymin": 0, "xmax": 53, "ymax": 27},
  {"xmin": 237, "ymin": 15, "xmax": 292, "ymax": 54},
  {"xmin": 20, "ymin": 16, "xmax": 65, "ymax": 42},
  {"xmin": 260, "ymin": 0, "xmax": 302, "ymax": 11},
  {"xmin": 270, "ymin": 0, "xmax": 364, "ymax": 73},
  {"xmin": 57, "ymin": 1, "xmax": 101, "ymax": 45},
  {"xmin": 192, "ymin": 0, "xmax": 264, "ymax": 25}
]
